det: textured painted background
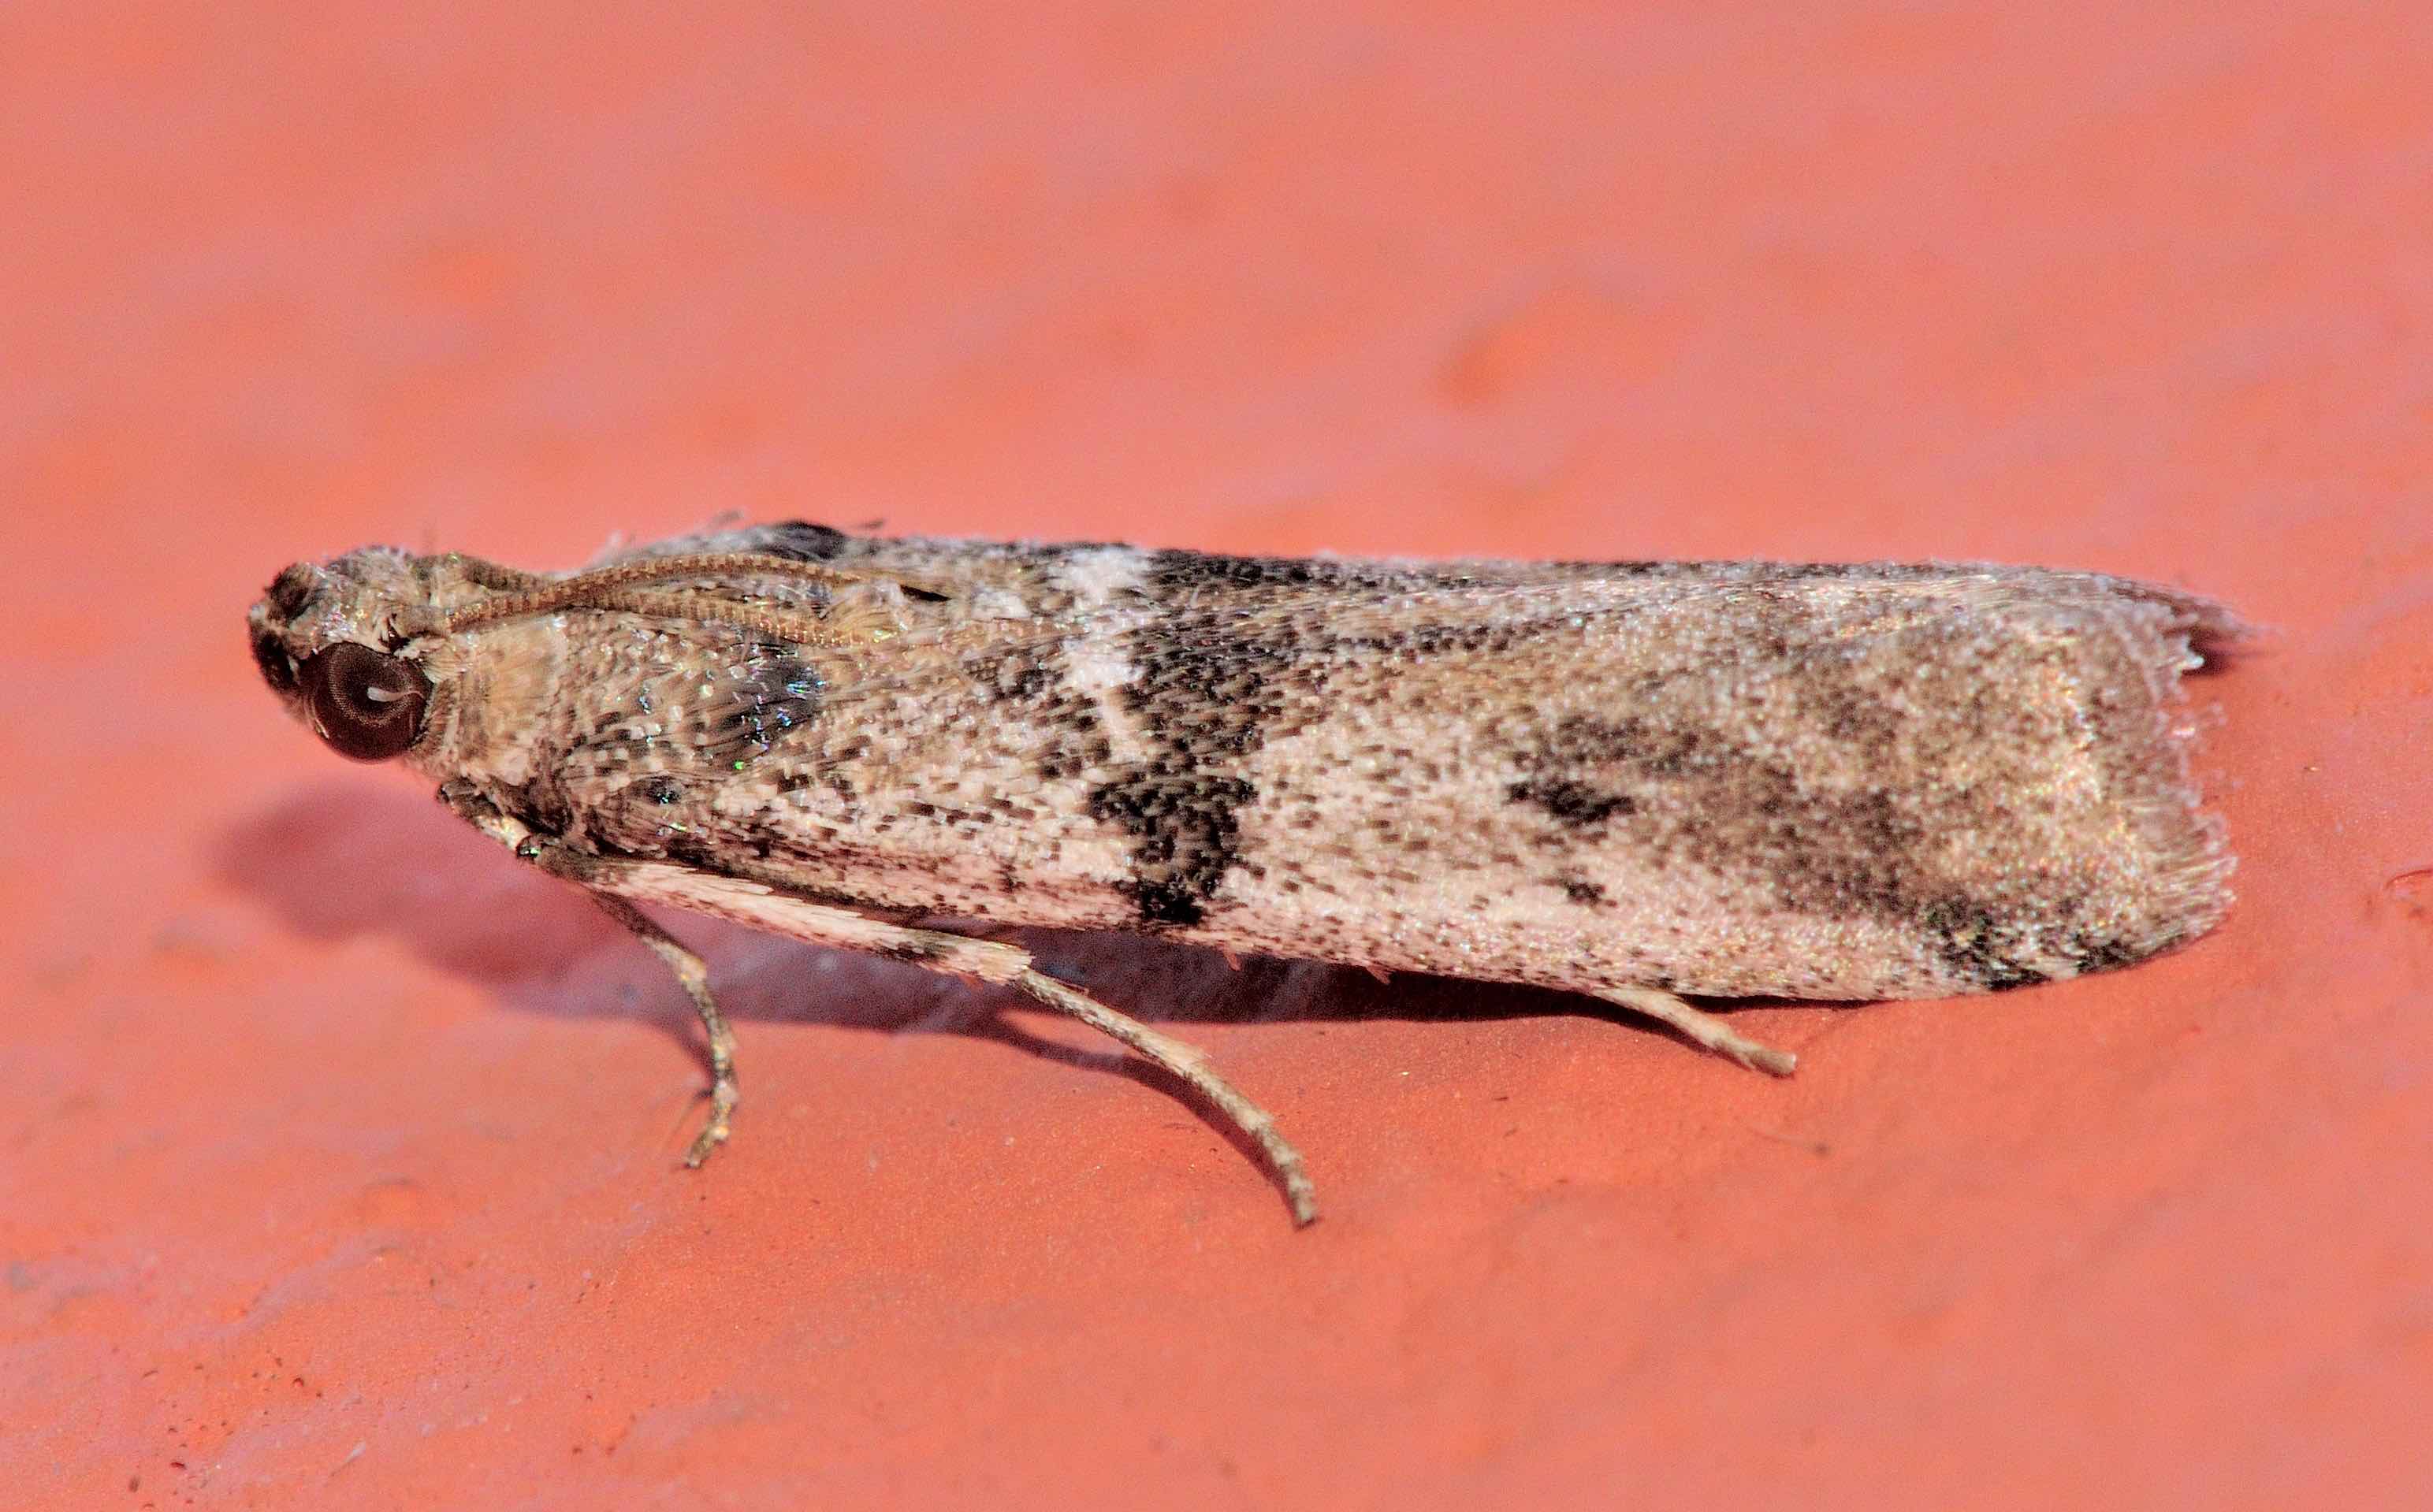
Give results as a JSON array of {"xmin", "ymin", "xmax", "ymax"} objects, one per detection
[{"xmin": 5, "ymin": 3, "xmax": 2429, "ymax": 1506}]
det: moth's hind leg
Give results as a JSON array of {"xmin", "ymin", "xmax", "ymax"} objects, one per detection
[
  {"xmin": 1596, "ymin": 984, "xmax": 1798, "ymax": 1076},
  {"xmin": 1010, "ymin": 968, "xmax": 1317, "ymax": 1226}
]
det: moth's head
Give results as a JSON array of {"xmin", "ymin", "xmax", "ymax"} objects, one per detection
[{"xmin": 247, "ymin": 547, "xmax": 441, "ymax": 763}]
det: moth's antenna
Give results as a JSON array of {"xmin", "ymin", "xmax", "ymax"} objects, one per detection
[
  {"xmin": 425, "ymin": 550, "xmax": 946, "ymax": 641},
  {"xmin": 548, "ymin": 588, "xmax": 888, "ymax": 649},
  {"xmin": 456, "ymin": 550, "xmax": 871, "ymax": 598}
]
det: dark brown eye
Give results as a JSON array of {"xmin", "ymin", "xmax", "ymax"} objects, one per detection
[{"xmin": 299, "ymin": 642, "xmax": 430, "ymax": 761}]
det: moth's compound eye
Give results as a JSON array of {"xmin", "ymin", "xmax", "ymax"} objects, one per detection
[{"xmin": 299, "ymin": 642, "xmax": 431, "ymax": 762}]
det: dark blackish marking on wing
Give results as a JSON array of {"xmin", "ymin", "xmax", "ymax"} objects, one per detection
[
  {"xmin": 1144, "ymin": 548, "xmax": 1416, "ymax": 594},
  {"xmin": 704, "ymin": 644, "xmax": 823, "ymax": 763},
  {"xmin": 1512, "ymin": 711, "xmax": 1930, "ymax": 912},
  {"xmin": 1509, "ymin": 776, "xmax": 1638, "ymax": 827},
  {"xmin": 1090, "ymin": 768, "xmax": 1259, "ymax": 927},
  {"xmin": 1088, "ymin": 578, "xmax": 1313, "ymax": 927},
  {"xmin": 1918, "ymin": 901, "xmax": 2054, "ymax": 990},
  {"xmin": 1330, "ymin": 621, "xmax": 1529, "ymax": 659},
  {"xmin": 1503, "ymin": 700, "xmax": 2119, "ymax": 989},
  {"xmin": 2064, "ymin": 934, "xmax": 2147, "ymax": 979},
  {"xmin": 1556, "ymin": 876, "xmax": 1610, "ymax": 907},
  {"xmin": 1505, "ymin": 715, "xmax": 1658, "ymax": 827},
  {"xmin": 757, "ymin": 519, "xmax": 943, "ymax": 597},
  {"xmin": 757, "ymin": 521, "xmax": 850, "ymax": 561}
]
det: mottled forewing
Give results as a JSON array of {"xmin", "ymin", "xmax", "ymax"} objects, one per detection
[{"xmin": 547, "ymin": 528, "xmax": 2239, "ymax": 1001}]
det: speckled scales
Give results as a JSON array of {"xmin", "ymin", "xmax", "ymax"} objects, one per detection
[{"xmin": 332, "ymin": 522, "xmax": 2238, "ymax": 1004}]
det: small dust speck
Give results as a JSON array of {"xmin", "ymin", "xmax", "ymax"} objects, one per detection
[
  {"xmin": 2384, "ymin": 867, "xmax": 2433, "ymax": 922},
  {"xmin": 1750, "ymin": 1127, "xmax": 1832, "ymax": 1157}
]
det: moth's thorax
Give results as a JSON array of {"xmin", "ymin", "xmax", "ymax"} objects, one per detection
[{"xmin": 408, "ymin": 616, "xmax": 570, "ymax": 790}]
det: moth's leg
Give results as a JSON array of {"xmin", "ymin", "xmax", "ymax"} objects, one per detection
[
  {"xmin": 1010, "ymin": 968, "xmax": 1317, "ymax": 1227},
  {"xmin": 437, "ymin": 783, "xmax": 738, "ymax": 1164},
  {"xmin": 445, "ymin": 802, "xmax": 1319, "ymax": 1224},
  {"xmin": 1595, "ymin": 985, "xmax": 1798, "ymax": 1077},
  {"xmin": 587, "ymin": 892, "xmax": 738, "ymax": 1167}
]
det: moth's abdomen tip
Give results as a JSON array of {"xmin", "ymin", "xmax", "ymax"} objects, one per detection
[
  {"xmin": 2197, "ymin": 613, "xmax": 2274, "ymax": 667},
  {"xmin": 2156, "ymin": 588, "xmax": 2260, "ymax": 667}
]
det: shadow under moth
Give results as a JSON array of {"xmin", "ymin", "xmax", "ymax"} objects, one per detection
[{"xmin": 247, "ymin": 521, "xmax": 2243, "ymax": 1224}]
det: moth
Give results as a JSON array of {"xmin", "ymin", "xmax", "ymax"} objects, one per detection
[{"xmin": 247, "ymin": 521, "xmax": 2243, "ymax": 1224}]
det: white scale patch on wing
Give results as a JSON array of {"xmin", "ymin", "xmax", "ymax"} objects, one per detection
[{"xmin": 1050, "ymin": 545, "xmax": 1154, "ymax": 764}]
